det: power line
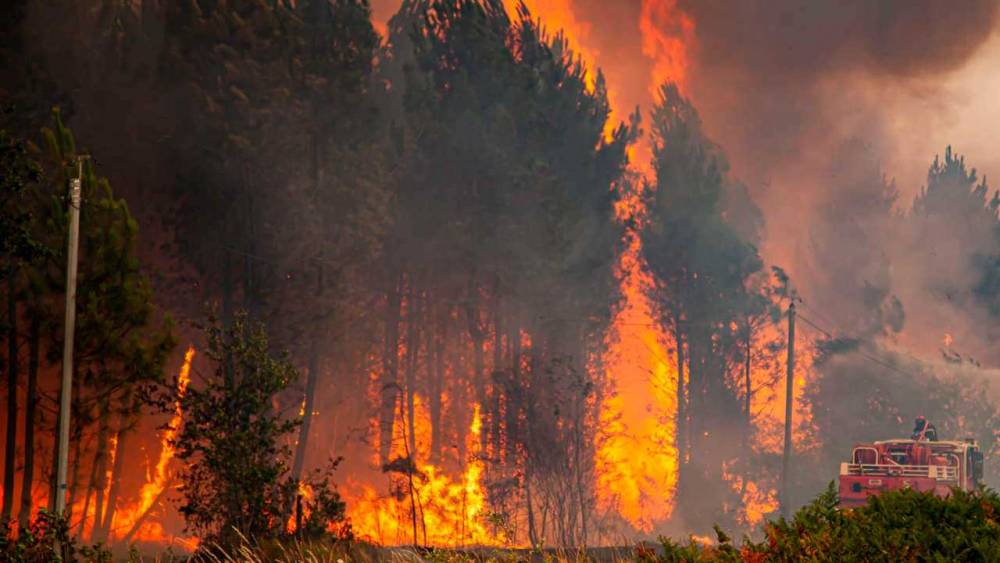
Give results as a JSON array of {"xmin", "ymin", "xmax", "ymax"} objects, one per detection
[
  {"xmin": 795, "ymin": 313, "xmax": 834, "ymax": 340},
  {"xmin": 795, "ymin": 311, "xmax": 924, "ymax": 380}
]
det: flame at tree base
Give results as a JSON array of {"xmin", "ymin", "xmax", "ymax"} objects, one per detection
[
  {"xmin": 595, "ymin": 216, "xmax": 679, "ymax": 533},
  {"xmin": 346, "ymin": 402, "xmax": 505, "ymax": 547}
]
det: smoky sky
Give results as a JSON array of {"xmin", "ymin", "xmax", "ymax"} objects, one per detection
[
  {"xmin": 684, "ymin": 0, "xmax": 998, "ymax": 77},
  {"xmin": 677, "ymin": 0, "xmax": 1000, "ymax": 188}
]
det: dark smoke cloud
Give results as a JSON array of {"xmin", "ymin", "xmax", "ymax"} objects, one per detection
[
  {"xmin": 684, "ymin": 0, "xmax": 998, "ymax": 77},
  {"xmin": 668, "ymin": 0, "xmax": 1000, "ymax": 363},
  {"xmin": 678, "ymin": 0, "xmax": 999, "ymax": 186}
]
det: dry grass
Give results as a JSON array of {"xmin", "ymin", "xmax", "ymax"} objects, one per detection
[{"xmin": 126, "ymin": 535, "xmax": 644, "ymax": 563}]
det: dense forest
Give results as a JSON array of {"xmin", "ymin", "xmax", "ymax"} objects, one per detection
[{"xmin": 0, "ymin": 0, "xmax": 998, "ymax": 555}]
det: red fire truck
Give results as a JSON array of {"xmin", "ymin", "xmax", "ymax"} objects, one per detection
[{"xmin": 838, "ymin": 437, "xmax": 984, "ymax": 507}]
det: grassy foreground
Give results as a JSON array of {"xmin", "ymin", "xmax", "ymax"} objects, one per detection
[
  {"xmin": 180, "ymin": 485, "xmax": 1000, "ymax": 562},
  {"xmin": 7, "ymin": 485, "xmax": 1000, "ymax": 561}
]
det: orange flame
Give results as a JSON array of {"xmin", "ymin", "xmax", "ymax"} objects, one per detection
[
  {"xmin": 505, "ymin": 0, "xmax": 622, "ymax": 141},
  {"xmin": 286, "ymin": 481, "xmax": 315, "ymax": 534},
  {"xmin": 596, "ymin": 192, "xmax": 678, "ymax": 531},
  {"xmin": 639, "ymin": 0, "xmax": 695, "ymax": 97},
  {"xmin": 111, "ymin": 346, "xmax": 195, "ymax": 543},
  {"xmin": 346, "ymin": 399, "xmax": 502, "ymax": 546}
]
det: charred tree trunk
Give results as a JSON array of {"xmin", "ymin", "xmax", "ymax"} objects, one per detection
[
  {"xmin": 741, "ymin": 321, "xmax": 752, "ymax": 497},
  {"xmin": 67, "ymin": 414, "xmax": 84, "ymax": 532},
  {"xmin": 97, "ymin": 411, "xmax": 131, "ymax": 542},
  {"xmin": 525, "ymin": 465, "xmax": 538, "ymax": 548},
  {"xmin": 90, "ymin": 403, "xmax": 111, "ymax": 540},
  {"xmin": 242, "ymin": 162, "xmax": 259, "ymax": 318},
  {"xmin": 429, "ymin": 303, "xmax": 447, "ymax": 464},
  {"xmin": 3, "ymin": 265, "xmax": 18, "ymax": 523},
  {"xmin": 404, "ymin": 284, "xmax": 420, "ymax": 456},
  {"xmin": 79, "ymin": 475, "xmax": 95, "ymax": 540},
  {"xmin": 18, "ymin": 316, "xmax": 39, "ymax": 528},
  {"xmin": 465, "ymin": 277, "xmax": 486, "ymax": 454},
  {"xmin": 221, "ymin": 253, "xmax": 233, "ymax": 325},
  {"xmin": 490, "ymin": 292, "xmax": 503, "ymax": 459},
  {"xmin": 379, "ymin": 273, "xmax": 402, "ymax": 464},
  {"xmin": 505, "ymin": 307, "xmax": 520, "ymax": 463},
  {"xmin": 674, "ymin": 318, "xmax": 687, "ymax": 488}
]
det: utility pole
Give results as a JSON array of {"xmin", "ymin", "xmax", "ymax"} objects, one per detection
[
  {"xmin": 780, "ymin": 300, "xmax": 796, "ymax": 519},
  {"xmin": 54, "ymin": 156, "xmax": 85, "ymax": 515}
]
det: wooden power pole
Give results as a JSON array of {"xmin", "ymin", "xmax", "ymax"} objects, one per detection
[
  {"xmin": 780, "ymin": 300, "xmax": 796, "ymax": 518},
  {"xmin": 55, "ymin": 157, "xmax": 85, "ymax": 515}
]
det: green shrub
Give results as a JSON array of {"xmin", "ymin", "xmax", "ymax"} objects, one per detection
[
  {"xmin": 651, "ymin": 484, "xmax": 1000, "ymax": 562},
  {"xmin": 1, "ymin": 510, "xmax": 112, "ymax": 563}
]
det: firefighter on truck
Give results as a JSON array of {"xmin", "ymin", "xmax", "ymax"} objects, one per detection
[{"xmin": 838, "ymin": 416, "xmax": 984, "ymax": 507}]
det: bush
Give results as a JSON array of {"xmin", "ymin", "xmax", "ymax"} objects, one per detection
[
  {"xmin": 0, "ymin": 510, "xmax": 112, "ymax": 563},
  {"xmin": 649, "ymin": 484, "xmax": 1000, "ymax": 562}
]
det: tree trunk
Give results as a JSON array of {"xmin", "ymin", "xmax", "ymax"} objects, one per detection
[
  {"xmin": 18, "ymin": 316, "xmax": 39, "ymax": 528},
  {"xmin": 379, "ymin": 272, "xmax": 402, "ymax": 464},
  {"xmin": 242, "ymin": 161, "xmax": 259, "ymax": 318},
  {"xmin": 674, "ymin": 319, "xmax": 687, "ymax": 478},
  {"xmin": 490, "ymin": 292, "xmax": 503, "ymax": 459},
  {"xmin": 404, "ymin": 284, "xmax": 420, "ymax": 456},
  {"xmin": 505, "ymin": 307, "xmax": 520, "ymax": 462},
  {"xmin": 742, "ymin": 322, "xmax": 752, "ymax": 497},
  {"xmin": 465, "ymin": 277, "xmax": 486, "ymax": 453},
  {"xmin": 78, "ymin": 476, "xmax": 95, "ymax": 540},
  {"xmin": 97, "ymin": 411, "xmax": 131, "ymax": 542},
  {"xmin": 90, "ymin": 404, "xmax": 111, "ymax": 540},
  {"xmin": 221, "ymin": 253, "xmax": 233, "ymax": 325},
  {"xmin": 525, "ymin": 467, "xmax": 538, "ymax": 548},
  {"xmin": 3, "ymin": 265, "xmax": 18, "ymax": 522},
  {"xmin": 429, "ymin": 302, "xmax": 446, "ymax": 464},
  {"xmin": 67, "ymin": 420, "xmax": 84, "ymax": 534}
]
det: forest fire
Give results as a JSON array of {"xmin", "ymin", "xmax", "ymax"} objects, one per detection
[
  {"xmin": 3, "ymin": 0, "xmax": 999, "ymax": 559},
  {"xmin": 346, "ymin": 401, "xmax": 501, "ymax": 546},
  {"xmin": 596, "ymin": 197, "xmax": 678, "ymax": 530},
  {"xmin": 111, "ymin": 346, "xmax": 195, "ymax": 544},
  {"xmin": 639, "ymin": 0, "xmax": 694, "ymax": 99}
]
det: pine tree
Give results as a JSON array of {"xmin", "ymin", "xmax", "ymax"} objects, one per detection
[
  {"xmin": 0, "ymin": 120, "xmax": 44, "ymax": 525},
  {"xmin": 34, "ymin": 110, "xmax": 175, "ymax": 531},
  {"xmin": 641, "ymin": 83, "xmax": 768, "ymax": 529}
]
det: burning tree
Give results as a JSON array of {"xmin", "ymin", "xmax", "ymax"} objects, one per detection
[
  {"xmin": 362, "ymin": 0, "xmax": 636, "ymax": 545},
  {"xmin": 640, "ymin": 83, "xmax": 784, "ymax": 530}
]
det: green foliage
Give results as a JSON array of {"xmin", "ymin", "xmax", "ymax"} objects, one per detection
[
  {"xmin": 648, "ymin": 485, "xmax": 1000, "ymax": 562},
  {"xmin": 0, "ymin": 121, "xmax": 46, "ymax": 264},
  {"xmin": 172, "ymin": 312, "xmax": 346, "ymax": 546},
  {"xmin": 0, "ymin": 510, "xmax": 112, "ymax": 563},
  {"xmin": 38, "ymin": 109, "xmax": 176, "ymax": 387},
  {"xmin": 173, "ymin": 311, "xmax": 299, "ymax": 543},
  {"xmin": 297, "ymin": 462, "xmax": 351, "ymax": 541}
]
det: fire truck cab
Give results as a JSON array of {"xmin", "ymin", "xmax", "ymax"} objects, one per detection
[{"xmin": 838, "ymin": 438, "xmax": 984, "ymax": 507}]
